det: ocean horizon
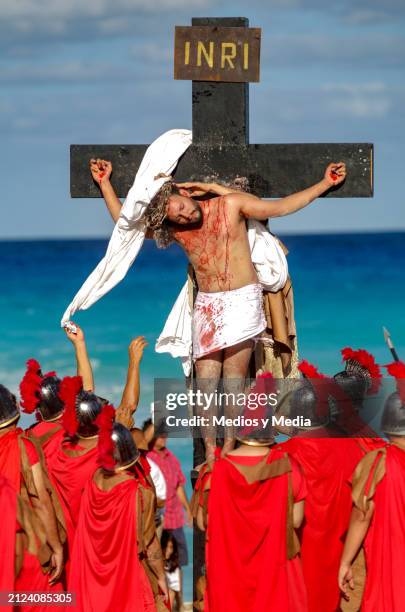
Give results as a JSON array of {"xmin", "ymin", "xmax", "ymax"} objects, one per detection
[
  {"xmin": 1, "ymin": 230, "xmax": 405, "ymax": 600},
  {"xmin": 2, "ymin": 228, "xmax": 405, "ymax": 243}
]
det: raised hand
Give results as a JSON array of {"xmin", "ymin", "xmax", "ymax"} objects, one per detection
[
  {"xmin": 128, "ymin": 336, "xmax": 148, "ymax": 364},
  {"xmin": 89, "ymin": 158, "xmax": 112, "ymax": 186},
  {"xmin": 324, "ymin": 162, "xmax": 347, "ymax": 188},
  {"xmin": 64, "ymin": 321, "xmax": 85, "ymax": 345}
]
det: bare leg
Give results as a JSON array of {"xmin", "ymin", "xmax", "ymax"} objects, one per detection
[
  {"xmin": 174, "ymin": 569, "xmax": 183, "ymax": 611},
  {"xmin": 195, "ymin": 350, "xmax": 223, "ymax": 467},
  {"xmin": 222, "ymin": 339, "xmax": 254, "ymax": 456}
]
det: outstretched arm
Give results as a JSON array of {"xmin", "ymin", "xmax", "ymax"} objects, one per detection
[
  {"xmin": 116, "ymin": 337, "xmax": 148, "ymax": 427},
  {"xmin": 89, "ymin": 158, "xmax": 123, "ymax": 223},
  {"xmin": 64, "ymin": 323, "xmax": 94, "ymax": 391},
  {"xmin": 175, "ymin": 181, "xmax": 241, "ymax": 197},
  {"xmin": 226, "ymin": 162, "xmax": 346, "ymax": 220}
]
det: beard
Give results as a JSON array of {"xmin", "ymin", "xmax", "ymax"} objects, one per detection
[
  {"xmin": 189, "ymin": 201, "xmax": 203, "ymax": 225},
  {"xmin": 165, "ymin": 199, "xmax": 203, "ymax": 229}
]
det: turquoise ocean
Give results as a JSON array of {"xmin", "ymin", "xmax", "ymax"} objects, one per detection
[{"xmin": 1, "ymin": 232, "xmax": 405, "ymax": 600}]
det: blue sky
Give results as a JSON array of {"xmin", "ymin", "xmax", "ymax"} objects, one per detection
[{"xmin": 1, "ymin": 0, "xmax": 404, "ymax": 238}]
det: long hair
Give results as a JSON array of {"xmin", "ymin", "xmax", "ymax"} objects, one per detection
[
  {"xmin": 145, "ymin": 181, "xmax": 177, "ymax": 249},
  {"xmin": 161, "ymin": 530, "xmax": 179, "ymax": 572},
  {"xmin": 146, "ymin": 177, "xmax": 251, "ymax": 249}
]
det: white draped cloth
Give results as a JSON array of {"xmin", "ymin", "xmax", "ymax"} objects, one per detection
[
  {"xmin": 61, "ymin": 127, "xmax": 289, "ymax": 376},
  {"xmin": 61, "ymin": 129, "xmax": 192, "ymax": 324}
]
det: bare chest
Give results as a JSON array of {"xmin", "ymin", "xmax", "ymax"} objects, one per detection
[{"xmin": 174, "ymin": 202, "xmax": 239, "ymax": 263}]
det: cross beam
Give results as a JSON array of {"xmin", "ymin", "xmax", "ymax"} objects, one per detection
[
  {"xmin": 70, "ymin": 18, "xmax": 373, "ymax": 200},
  {"xmin": 71, "ymin": 142, "xmax": 372, "ymax": 198},
  {"xmin": 70, "ymin": 143, "xmax": 373, "ymax": 198}
]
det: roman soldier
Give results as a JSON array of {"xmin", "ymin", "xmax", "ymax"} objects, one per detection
[
  {"xmin": 20, "ymin": 360, "xmax": 66, "ymax": 462},
  {"xmin": 69, "ymin": 407, "xmax": 168, "ymax": 611},
  {"xmin": 282, "ymin": 360, "xmax": 365, "ymax": 612},
  {"xmin": 0, "ymin": 384, "xmax": 65, "ymax": 609},
  {"xmin": 192, "ymin": 374, "xmax": 308, "ymax": 611},
  {"xmin": 332, "ymin": 347, "xmax": 383, "ymax": 451},
  {"xmin": 339, "ymin": 361, "xmax": 405, "ymax": 611},
  {"xmin": 45, "ymin": 377, "xmax": 103, "ymax": 572}
]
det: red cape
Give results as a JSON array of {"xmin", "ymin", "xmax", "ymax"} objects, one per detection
[
  {"xmin": 46, "ymin": 439, "xmax": 98, "ymax": 562},
  {"xmin": 69, "ymin": 477, "xmax": 155, "ymax": 612},
  {"xmin": 206, "ymin": 449, "xmax": 307, "ymax": 612},
  {"xmin": 0, "ymin": 429, "xmax": 64, "ymax": 610},
  {"xmin": 282, "ymin": 436, "xmax": 364, "ymax": 612},
  {"xmin": 27, "ymin": 421, "xmax": 65, "ymax": 464},
  {"xmin": 0, "ymin": 475, "xmax": 16, "ymax": 611},
  {"xmin": 0, "ymin": 428, "xmax": 23, "ymax": 492},
  {"xmin": 354, "ymin": 437, "xmax": 385, "ymax": 454},
  {"xmin": 15, "ymin": 553, "xmax": 64, "ymax": 611},
  {"xmin": 361, "ymin": 444, "xmax": 405, "ymax": 611}
]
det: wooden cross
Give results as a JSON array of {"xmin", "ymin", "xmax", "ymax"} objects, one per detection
[
  {"xmin": 69, "ymin": 16, "xmax": 373, "ymax": 599},
  {"xmin": 71, "ymin": 17, "xmax": 373, "ymax": 200}
]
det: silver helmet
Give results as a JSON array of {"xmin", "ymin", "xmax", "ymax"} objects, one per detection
[
  {"xmin": 112, "ymin": 423, "xmax": 140, "ymax": 470},
  {"xmin": 75, "ymin": 390, "xmax": 105, "ymax": 438},
  {"xmin": 334, "ymin": 348, "xmax": 382, "ymax": 406},
  {"xmin": 20, "ymin": 359, "xmax": 63, "ymax": 421},
  {"xmin": 382, "ymin": 361, "xmax": 405, "ymax": 436},
  {"xmin": 38, "ymin": 375, "xmax": 64, "ymax": 422},
  {"xmin": 381, "ymin": 392, "xmax": 405, "ymax": 436},
  {"xmin": 0, "ymin": 384, "xmax": 19, "ymax": 429},
  {"xmin": 290, "ymin": 381, "xmax": 329, "ymax": 427}
]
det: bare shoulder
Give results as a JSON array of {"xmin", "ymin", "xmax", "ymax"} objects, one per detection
[
  {"xmin": 222, "ymin": 192, "xmax": 243, "ymax": 206},
  {"xmin": 222, "ymin": 192, "xmax": 246, "ymax": 218}
]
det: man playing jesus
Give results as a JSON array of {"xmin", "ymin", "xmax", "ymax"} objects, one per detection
[{"xmin": 90, "ymin": 157, "xmax": 346, "ymax": 462}]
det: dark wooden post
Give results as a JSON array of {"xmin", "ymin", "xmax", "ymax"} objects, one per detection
[{"xmin": 188, "ymin": 18, "xmax": 252, "ymax": 595}]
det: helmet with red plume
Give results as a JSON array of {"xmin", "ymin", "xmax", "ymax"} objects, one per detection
[
  {"xmin": 381, "ymin": 362, "xmax": 405, "ymax": 436},
  {"xmin": 20, "ymin": 359, "xmax": 63, "ymax": 422},
  {"xmin": 0, "ymin": 384, "xmax": 20, "ymax": 429},
  {"xmin": 236, "ymin": 372, "xmax": 276, "ymax": 445},
  {"xmin": 59, "ymin": 376, "xmax": 105, "ymax": 439},
  {"xmin": 96, "ymin": 405, "xmax": 140, "ymax": 471},
  {"xmin": 291, "ymin": 360, "xmax": 332, "ymax": 427},
  {"xmin": 334, "ymin": 348, "xmax": 382, "ymax": 406}
]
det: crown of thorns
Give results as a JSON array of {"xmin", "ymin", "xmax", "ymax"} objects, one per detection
[
  {"xmin": 144, "ymin": 175, "xmax": 251, "ymax": 232},
  {"xmin": 144, "ymin": 179, "xmax": 174, "ymax": 231}
]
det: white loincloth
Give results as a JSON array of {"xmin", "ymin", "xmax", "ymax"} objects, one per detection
[
  {"xmin": 156, "ymin": 219, "xmax": 288, "ymax": 374},
  {"xmin": 192, "ymin": 283, "xmax": 266, "ymax": 359}
]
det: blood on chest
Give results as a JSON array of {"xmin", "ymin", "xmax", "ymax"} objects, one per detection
[{"xmin": 174, "ymin": 199, "xmax": 231, "ymax": 274}]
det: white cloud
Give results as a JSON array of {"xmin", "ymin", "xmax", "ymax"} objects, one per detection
[
  {"xmin": 264, "ymin": 33, "xmax": 405, "ymax": 68},
  {"xmin": 0, "ymin": 0, "xmax": 217, "ymax": 58},
  {"xmin": 0, "ymin": 0, "xmax": 212, "ymax": 32},
  {"xmin": 13, "ymin": 116, "xmax": 39, "ymax": 130},
  {"xmin": 280, "ymin": 0, "xmax": 405, "ymax": 18},
  {"xmin": 130, "ymin": 42, "xmax": 173, "ymax": 63},
  {"xmin": 0, "ymin": 60, "xmax": 134, "ymax": 83},
  {"xmin": 322, "ymin": 82, "xmax": 392, "ymax": 118},
  {"xmin": 344, "ymin": 9, "xmax": 391, "ymax": 25}
]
